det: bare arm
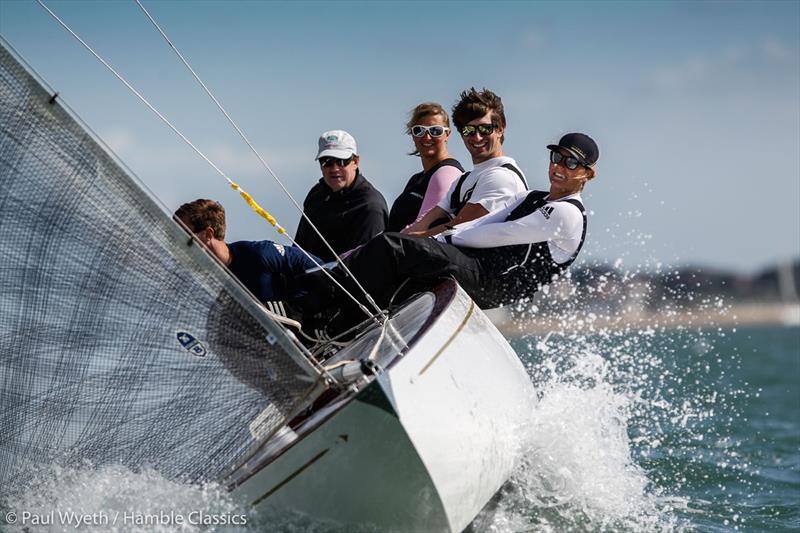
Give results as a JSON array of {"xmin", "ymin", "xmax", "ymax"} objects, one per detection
[
  {"xmin": 402, "ymin": 205, "xmax": 449, "ymax": 235},
  {"xmin": 411, "ymin": 202, "xmax": 489, "ymax": 238}
]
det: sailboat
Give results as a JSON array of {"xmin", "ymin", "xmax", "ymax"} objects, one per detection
[{"xmin": 0, "ymin": 35, "xmax": 536, "ymax": 532}]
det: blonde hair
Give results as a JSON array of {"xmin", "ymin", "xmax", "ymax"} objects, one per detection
[
  {"xmin": 405, "ymin": 102, "xmax": 450, "ymax": 133},
  {"xmin": 405, "ymin": 102, "xmax": 450, "ymax": 156}
]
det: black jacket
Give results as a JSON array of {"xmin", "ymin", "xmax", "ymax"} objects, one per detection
[
  {"xmin": 387, "ymin": 158, "xmax": 464, "ymax": 232},
  {"xmin": 295, "ymin": 172, "xmax": 388, "ymax": 262}
]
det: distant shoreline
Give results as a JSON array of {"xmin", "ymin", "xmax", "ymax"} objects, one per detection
[{"xmin": 487, "ymin": 302, "xmax": 800, "ymax": 336}]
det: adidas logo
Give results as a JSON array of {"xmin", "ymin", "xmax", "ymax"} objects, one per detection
[{"xmin": 540, "ymin": 205, "xmax": 554, "ymax": 219}]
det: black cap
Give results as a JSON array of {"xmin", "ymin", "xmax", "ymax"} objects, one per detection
[{"xmin": 547, "ymin": 133, "xmax": 599, "ymax": 167}]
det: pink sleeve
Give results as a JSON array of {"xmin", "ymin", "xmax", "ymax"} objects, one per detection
[{"xmin": 414, "ymin": 165, "xmax": 464, "ymax": 222}]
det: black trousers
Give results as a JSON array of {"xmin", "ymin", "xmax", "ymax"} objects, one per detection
[
  {"xmin": 348, "ymin": 232, "xmax": 484, "ymax": 307},
  {"xmin": 294, "ymin": 232, "xmax": 485, "ymax": 321}
]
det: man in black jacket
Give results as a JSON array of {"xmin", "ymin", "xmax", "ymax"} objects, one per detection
[{"xmin": 294, "ymin": 130, "xmax": 388, "ymax": 262}]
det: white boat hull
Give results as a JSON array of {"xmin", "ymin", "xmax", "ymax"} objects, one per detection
[{"xmin": 230, "ymin": 284, "xmax": 537, "ymax": 532}]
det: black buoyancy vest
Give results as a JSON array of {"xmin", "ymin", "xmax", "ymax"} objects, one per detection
[
  {"xmin": 387, "ymin": 158, "xmax": 463, "ymax": 232},
  {"xmin": 449, "ymin": 162, "xmax": 527, "ymax": 214},
  {"xmin": 466, "ymin": 190, "xmax": 587, "ymax": 308}
]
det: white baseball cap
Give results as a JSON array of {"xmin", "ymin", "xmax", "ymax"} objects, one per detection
[{"xmin": 315, "ymin": 130, "xmax": 357, "ymax": 160}]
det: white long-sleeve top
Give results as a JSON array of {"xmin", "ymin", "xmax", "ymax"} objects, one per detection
[{"xmin": 437, "ymin": 190, "xmax": 585, "ymax": 264}]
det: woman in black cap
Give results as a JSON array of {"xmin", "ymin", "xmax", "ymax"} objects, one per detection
[{"xmin": 387, "ymin": 102, "xmax": 464, "ymax": 232}]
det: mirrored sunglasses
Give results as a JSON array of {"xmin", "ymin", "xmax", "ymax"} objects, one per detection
[
  {"xmin": 460, "ymin": 123, "xmax": 496, "ymax": 137},
  {"xmin": 411, "ymin": 125, "xmax": 449, "ymax": 138},
  {"xmin": 319, "ymin": 155, "xmax": 355, "ymax": 168},
  {"xmin": 550, "ymin": 150, "xmax": 583, "ymax": 170}
]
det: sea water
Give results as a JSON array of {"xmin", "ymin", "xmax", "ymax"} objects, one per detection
[
  {"xmin": 492, "ymin": 324, "xmax": 799, "ymax": 532},
  {"xmin": 2, "ymin": 324, "xmax": 796, "ymax": 532}
]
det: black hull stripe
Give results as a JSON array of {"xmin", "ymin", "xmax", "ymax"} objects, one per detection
[{"xmin": 250, "ymin": 448, "xmax": 329, "ymax": 507}]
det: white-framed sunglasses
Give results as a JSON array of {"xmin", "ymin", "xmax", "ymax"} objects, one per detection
[{"xmin": 411, "ymin": 125, "xmax": 449, "ymax": 138}]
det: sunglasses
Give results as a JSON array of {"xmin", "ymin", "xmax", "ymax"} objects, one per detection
[
  {"xmin": 319, "ymin": 155, "xmax": 355, "ymax": 168},
  {"xmin": 460, "ymin": 123, "xmax": 497, "ymax": 137},
  {"xmin": 411, "ymin": 125, "xmax": 449, "ymax": 138},
  {"xmin": 550, "ymin": 150, "xmax": 584, "ymax": 170}
]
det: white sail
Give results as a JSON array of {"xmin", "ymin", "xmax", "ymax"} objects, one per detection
[{"xmin": 0, "ymin": 40, "xmax": 322, "ymax": 497}]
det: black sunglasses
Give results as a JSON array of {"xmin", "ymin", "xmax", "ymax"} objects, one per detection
[
  {"xmin": 550, "ymin": 150, "xmax": 585, "ymax": 170},
  {"xmin": 460, "ymin": 123, "xmax": 496, "ymax": 137},
  {"xmin": 319, "ymin": 155, "xmax": 355, "ymax": 168}
]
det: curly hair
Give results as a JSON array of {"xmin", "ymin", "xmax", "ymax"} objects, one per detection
[
  {"xmin": 452, "ymin": 88, "xmax": 506, "ymax": 143},
  {"xmin": 173, "ymin": 199, "xmax": 226, "ymax": 239}
]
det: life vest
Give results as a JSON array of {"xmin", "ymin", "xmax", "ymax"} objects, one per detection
[
  {"xmin": 387, "ymin": 158, "xmax": 463, "ymax": 232},
  {"xmin": 449, "ymin": 162, "xmax": 527, "ymax": 214},
  {"xmin": 464, "ymin": 190, "xmax": 587, "ymax": 308}
]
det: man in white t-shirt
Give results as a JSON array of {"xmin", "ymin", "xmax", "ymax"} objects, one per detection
[
  {"xmin": 296, "ymin": 132, "xmax": 599, "ymax": 321},
  {"xmin": 403, "ymin": 88, "xmax": 527, "ymax": 237}
]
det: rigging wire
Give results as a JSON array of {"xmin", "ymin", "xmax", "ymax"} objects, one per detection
[
  {"xmin": 133, "ymin": 0, "xmax": 384, "ymax": 319},
  {"xmin": 35, "ymin": 0, "xmax": 381, "ymax": 322}
]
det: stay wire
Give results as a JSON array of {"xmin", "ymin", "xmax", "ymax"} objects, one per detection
[
  {"xmin": 35, "ymin": 0, "xmax": 379, "ymax": 322},
  {"xmin": 133, "ymin": 0, "xmax": 384, "ymax": 319}
]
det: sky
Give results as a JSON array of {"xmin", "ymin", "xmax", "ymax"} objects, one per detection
[{"xmin": 1, "ymin": 0, "xmax": 798, "ymax": 273}]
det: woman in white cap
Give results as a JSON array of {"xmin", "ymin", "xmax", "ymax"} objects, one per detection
[
  {"xmin": 387, "ymin": 102, "xmax": 464, "ymax": 232},
  {"xmin": 294, "ymin": 130, "xmax": 388, "ymax": 263}
]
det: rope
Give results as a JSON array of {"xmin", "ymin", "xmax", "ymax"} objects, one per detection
[
  {"xmin": 133, "ymin": 0, "xmax": 385, "ymax": 319},
  {"xmin": 35, "ymin": 0, "xmax": 378, "ymax": 321}
]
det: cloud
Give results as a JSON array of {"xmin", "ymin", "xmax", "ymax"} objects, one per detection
[
  {"xmin": 721, "ymin": 43, "xmax": 752, "ymax": 64},
  {"xmin": 761, "ymin": 37, "xmax": 793, "ymax": 62},
  {"xmin": 520, "ymin": 29, "xmax": 547, "ymax": 49},
  {"xmin": 646, "ymin": 37, "xmax": 798, "ymax": 92},
  {"xmin": 103, "ymin": 129, "xmax": 135, "ymax": 154},
  {"xmin": 648, "ymin": 55, "xmax": 709, "ymax": 90},
  {"xmin": 206, "ymin": 144, "xmax": 271, "ymax": 177},
  {"xmin": 95, "ymin": 125, "xmax": 310, "ymax": 183}
]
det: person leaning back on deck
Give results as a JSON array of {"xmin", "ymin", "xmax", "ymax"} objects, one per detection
[
  {"xmin": 174, "ymin": 199, "xmax": 320, "ymax": 304},
  {"xmin": 297, "ymin": 132, "xmax": 598, "ymax": 319},
  {"xmin": 402, "ymin": 88, "xmax": 527, "ymax": 238},
  {"xmin": 294, "ymin": 130, "xmax": 388, "ymax": 263}
]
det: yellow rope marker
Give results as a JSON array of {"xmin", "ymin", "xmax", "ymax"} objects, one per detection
[{"xmin": 230, "ymin": 182, "xmax": 286, "ymax": 234}]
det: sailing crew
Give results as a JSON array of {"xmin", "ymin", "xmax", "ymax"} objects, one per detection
[
  {"xmin": 402, "ymin": 88, "xmax": 527, "ymax": 238},
  {"xmin": 387, "ymin": 102, "xmax": 464, "ymax": 232},
  {"xmin": 294, "ymin": 130, "xmax": 389, "ymax": 262},
  {"xmin": 174, "ymin": 199, "xmax": 320, "ymax": 304},
  {"xmin": 299, "ymin": 132, "xmax": 598, "ymax": 316}
]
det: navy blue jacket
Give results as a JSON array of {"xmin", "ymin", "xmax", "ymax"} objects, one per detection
[{"xmin": 227, "ymin": 241, "xmax": 319, "ymax": 302}]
